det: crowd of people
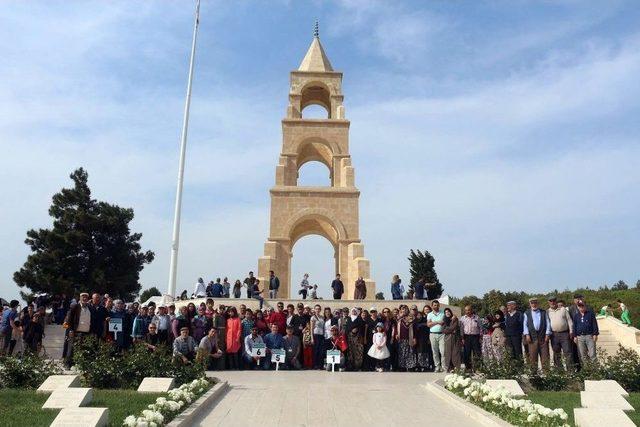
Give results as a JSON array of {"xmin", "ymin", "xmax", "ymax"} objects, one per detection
[
  {"xmin": 186, "ymin": 271, "xmax": 360, "ymax": 303},
  {"xmin": 0, "ymin": 274, "xmax": 632, "ymax": 375}
]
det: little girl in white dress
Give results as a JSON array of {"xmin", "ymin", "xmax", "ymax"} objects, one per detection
[{"xmin": 367, "ymin": 323, "xmax": 390, "ymax": 372}]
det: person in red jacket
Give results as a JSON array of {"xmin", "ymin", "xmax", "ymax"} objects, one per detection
[{"xmin": 266, "ymin": 302, "xmax": 287, "ymax": 334}]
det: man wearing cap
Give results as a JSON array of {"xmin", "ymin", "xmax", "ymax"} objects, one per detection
[
  {"xmin": 63, "ymin": 292, "xmax": 92, "ymax": 367},
  {"xmin": 568, "ymin": 294, "xmax": 592, "ymax": 371},
  {"xmin": 504, "ymin": 301, "xmax": 524, "ymax": 360},
  {"xmin": 572, "ymin": 302, "xmax": 599, "ymax": 363},
  {"xmin": 547, "ymin": 296, "xmax": 574, "ymax": 371},
  {"xmin": 523, "ymin": 297, "xmax": 551, "ymax": 371},
  {"xmin": 173, "ymin": 327, "xmax": 196, "ymax": 364}
]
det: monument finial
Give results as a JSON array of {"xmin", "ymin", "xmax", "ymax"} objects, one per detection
[{"xmin": 313, "ymin": 19, "xmax": 319, "ymax": 38}]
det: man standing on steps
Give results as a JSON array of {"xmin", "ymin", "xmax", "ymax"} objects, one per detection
[
  {"xmin": 243, "ymin": 271, "xmax": 256, "ymax": 299},
  {"xmin": 523, "ymin": 297, "xmax": 551, "ymax": 371},
  {"xmin": 331, "ymin": 274, "xmax": 344, "ymax": 300},
  {"xmin": 504, "ymin": 301, "xmax": 524, "ymax": 360},
  {"xmin": 547, "ymin": 296, "xmax": 573, "ymax": 371},
  {"xmin": 269, "ymin": 271, "xmax": 280, "ymax": 299},
  {"xmin": 193, "ymin": 277, "xmax": 206, "ymax": 298}
]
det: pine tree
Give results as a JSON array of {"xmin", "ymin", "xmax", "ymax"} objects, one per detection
[
  {"xmin": 14, "ymin": 168, "xmax": 154, "ymax": 300},
  {"xmin": 408, "ymin": 249, "xmax": 444, "ymax": 299},
  {"xmin": 139, "ymin": 286, "xmax": 162, "ymax": 303}
]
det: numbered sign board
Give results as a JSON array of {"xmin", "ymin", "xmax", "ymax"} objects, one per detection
[
  {"xmin": 326, "ymin": 350, "xmax": 341, "ymax": 365},
  {"xmin": 108, "ymin": 318, "xmax": 122, "ymax": 333},
  {"xmin": 251, "ymin": 343, "xmax": 266, "ymax": 358},
  {"xmin": 271, "ymin": 349, "xmax": 286, "ymax": 363}
]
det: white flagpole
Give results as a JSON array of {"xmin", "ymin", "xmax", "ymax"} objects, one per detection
[{"xmin": 168, "ymin": 0, "xmax": 201, "ymax": 298}]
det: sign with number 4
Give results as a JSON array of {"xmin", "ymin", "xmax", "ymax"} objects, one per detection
[{"xmin": 109, "ymin": 318, "xmax": 122, "ymax": 333}]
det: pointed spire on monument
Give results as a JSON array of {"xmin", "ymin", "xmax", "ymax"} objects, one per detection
[{"xmin": 298, "ymin": 20, "xmax": 333, "ymax": 72}]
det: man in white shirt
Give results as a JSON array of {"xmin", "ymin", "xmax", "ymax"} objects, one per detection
[
  {"xmin": 547, "ymin": 296, "xmax": 573, "ymax": 371},
  {"xmin": 193, "ymin": 278, "xmax": 206, "ymax": 298}
]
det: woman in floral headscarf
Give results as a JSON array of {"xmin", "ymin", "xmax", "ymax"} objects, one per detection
[{"xmin": 395, "ymin": 305, "xmax": 417, "ymax": 371}]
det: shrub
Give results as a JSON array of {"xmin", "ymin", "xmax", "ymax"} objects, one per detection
[
  {"xmin": 600, "ymin": 346, "xmax": 640, "ymax": 392},
  {"xmin": 73, "ymin": 336, "xmax": 204, "ymax": 389},
  {"xmin": 0, "ymin": 352, "xmax": 61, "ymax": 388},
  {"xmin": 476, "ymin": 353, "xmax": 526, "ymax": 380}
]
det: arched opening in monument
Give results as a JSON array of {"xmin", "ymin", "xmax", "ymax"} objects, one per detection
[
  {"xmin": 301, "ymin": 104, "xmax": 329, "ymax": 119},
  {"xmin": 300, "ymin": 83, "xmax": 331, "ymax": 118},
  {"xmin": 295, "ymin": 139, "xmax": 335, "ymax": 186},
  {"xmin": 297, "ymin": 161, "xmax": 332, "ymax": 186},
  {"xmin": 290, "ymin": 234, "xmax": 337, "ymax": 300}
]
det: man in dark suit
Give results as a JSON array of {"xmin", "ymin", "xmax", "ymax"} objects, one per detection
[
  {"xmin": 331, "ymin": 274, "xmax": 344, "ymax": 300},
  {"xmin": 504, "ymin": 300, "xmax": 524, "ymax": 360}
]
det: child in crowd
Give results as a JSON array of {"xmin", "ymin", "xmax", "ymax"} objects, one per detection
[
  {"xmin": 10, "ymin": 320, "xmax": 24, "ymax": 356},
  {"xmin": 367, "ymin": 322, "xmax": 390, "ymax": 372}
]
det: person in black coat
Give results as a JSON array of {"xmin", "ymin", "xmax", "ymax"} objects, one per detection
[
  {"xmin": 331, "ymin": 274, "xmax": 344, "ymax": 300},
  {"xmin": 504, "ymin": 301, "xmax": 524, "ymax": 359}
]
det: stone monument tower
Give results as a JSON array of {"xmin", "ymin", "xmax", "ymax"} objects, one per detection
[{"xmin": 258, "ymin": 26, "xmax": 375, "ymax": 300}]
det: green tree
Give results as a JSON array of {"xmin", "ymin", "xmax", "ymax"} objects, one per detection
[
  {"xmin": 139, "ymin": 286, "xmax": 162, "ymax": 303},
  {"xmin": 612, "ymin": 280, "xmax": 628, "ymax": 291},
  {"xmin": 408, "ymin": 249, "xmax": 443, "ymax": 299},
  {"xmin": 14, "ymin": 168, "xmax": 154, "ymax": 300},
  {"xmin": 636, "ymin": 280, "xmax": 640, "ymax": 289}
]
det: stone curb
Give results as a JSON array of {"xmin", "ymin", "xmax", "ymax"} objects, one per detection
[
  {"xmin": 166, "ymin": 380, "xmax": 229, "ymax": 427},
  {"xmin": 424, "ymin": 380, "xmax": 513, "ymax": 427}
]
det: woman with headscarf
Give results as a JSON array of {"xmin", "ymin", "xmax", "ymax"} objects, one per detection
[
  {"xmin": 354, "ymin": 277, "xmax": 367, "ymax": 300},
  {"xmin": 442, "ymin": 307, "xmax": 462, "ymax": 371},
  {"xmin": 191, "ymin": 306, "xmax": 208, "ymax": 343},
  {"xmin": 346, "ymin": 314, "xmax": 364, "ymax": 370},
  {"xmin": 395, "ymin": 305, "xmax": 417, "ymax": 371},
  {"xmin": 415, "ymin": 311, "xmax": 431, "ymax": 372},
  {"xmin": 480, "ymin": 313, "xmax": 496, "ymax": 361},
  {"xmin": 490, "ymin": 310, "xmax": 506, "ymax": 360}
]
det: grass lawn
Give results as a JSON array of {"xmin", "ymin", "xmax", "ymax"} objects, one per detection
[
  {"xmin": 0, "ymin": 389, "xmax": 163, "ymax": 427},
  {"xmin": 528, "ymin": 391, "xmax": 640, "ymax": 426}
]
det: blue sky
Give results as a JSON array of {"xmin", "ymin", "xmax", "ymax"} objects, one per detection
[{"xmin": 1, "ymin": 0, "xmax": 639, "ymax": 301}]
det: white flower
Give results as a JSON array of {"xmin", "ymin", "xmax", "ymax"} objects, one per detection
[{"xmin": 123, "ymin": 415, "xmax": 136, "ymax": 427}]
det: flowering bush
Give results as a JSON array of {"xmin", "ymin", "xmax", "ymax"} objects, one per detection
[
  {"xmin": 123, "ymin": 377, "xmax": 210, "ymax": 427},
  {"xmin": 73, "ymin": 337, "xmax": 205, "ymax": 389},
  {"xmin": 0, "ymin": 353, "xmax": 61, "ymax": 388},
  {"xmin": 444, "ymin": 373, "xmax": 569, "ymax": 426}
]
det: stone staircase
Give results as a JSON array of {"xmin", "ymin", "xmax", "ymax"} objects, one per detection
[
  {"xmin": 596, "ymin": 329, "xmax": 619, "ymax": 355},
  {"xmin": 596, "ymin": 316, "xmax": 640, "ymax": 355}
]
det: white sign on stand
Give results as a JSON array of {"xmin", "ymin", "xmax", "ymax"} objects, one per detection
[
  {"xmin": 271, "ymin": 349, "xmax": 286, "ymax": 371},
  {"xmin": 251, "ymin": 343, "xmax": 266, "ymax": 365},
  {"xmin": 108, "ymin": 318, "xmax": 122, "ymax": 333},
  {"xmin": 326, "ymin": 350, "xmax": 341, "ymax": 372}
]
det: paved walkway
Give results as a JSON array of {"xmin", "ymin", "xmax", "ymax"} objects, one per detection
[{"xmin": 193, "ymin": 371, "xmax": 482, "ymax": 427}]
